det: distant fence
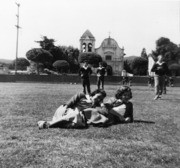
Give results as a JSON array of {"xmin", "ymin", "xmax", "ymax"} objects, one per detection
[{"xmin": 0, "ymin": 74, "xmax": 180, "ymax": 87}]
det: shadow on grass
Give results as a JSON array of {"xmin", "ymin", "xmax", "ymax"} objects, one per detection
[
  {"xmin": 160, "ymin": 98, "xmax": 180, "ymax": 100},
  {"xmin": 133, "ymin": 120, "xmax": 155, "ymax": 124},
  {"xmin": 88, "ymin": 119, "xmax": 156, "ymax": 128},
  {"xmin": 46, "ymin": 119, "xmax": 155, "ymax": 129}
]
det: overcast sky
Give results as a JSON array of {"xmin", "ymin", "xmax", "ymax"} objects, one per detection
[{"xmin": 1, "ymin": 0, "xmax": 180, "ymax": 60}]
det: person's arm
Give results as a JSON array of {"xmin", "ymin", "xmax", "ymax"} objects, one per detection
[
  {"xmin": 88, "ymin": 67, "xmax": 92, "ymax": 75},
  {"xmin": 151, "ymin": 63, "xmax": 157, "ymax": 72},
  {"xmin": 164, "ymin": 63, "xmax": 169, "ymax": 76},
  {"xmin": 96, "ymin": 68, "xmax": 99, "ymax": 74},
  {"xmin": 123, "ymin": 102, "xmax": 133, "ymax": 122},
  {"xmin": 104, "ymin": 68, "xmax": 107, "ymax": 76},
  {"xmin": 78, "ymin": 68, "xmax": 82, "ymax": 76},
  {"xmin": 66, "ymin": 92, "xmax": 85, "ymax": 108},
  {"xmin": 102, "ymin": 68, "xmax": 106, "ymax": 76},
  {"xmin": 104, "ymin": 97, "xmax": 116, "ymax": 109}
]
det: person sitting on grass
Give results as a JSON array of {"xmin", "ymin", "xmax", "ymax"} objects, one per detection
[
  {"xmin": 38, "ymin": 89, "xmax": 108, "ymax": 129},
  {"xmin": 82, "ymin": 86, "xmax": 133, "ymax": 126}
]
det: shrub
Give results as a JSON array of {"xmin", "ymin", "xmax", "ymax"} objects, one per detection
[
  {"xmin": 124, "ymin": 56, "xmax": 148, "ymax": 76},
  {"xmin": 26, "ymin": 48, "xmax": 53, "ymax": 74},
  {"xmin": 168, "ymin": 63, "xmax": 180, "ymax": 76},
  {"xmin": 53, "ymin": 60, "xmax": 69, "ymax": 73},
  {"xmin": 12, "ymin": 57, "xmax": 30, "ymax": 70}
]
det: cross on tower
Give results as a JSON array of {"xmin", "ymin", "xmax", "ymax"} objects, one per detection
[{"xmin": 108, "ymin": 31, "xmax": 111, "ymax": 38}]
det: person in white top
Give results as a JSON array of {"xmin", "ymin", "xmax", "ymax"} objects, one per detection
[{"xmin": 151, "ymin": 55, "xmax": 169, "ymax": 100}]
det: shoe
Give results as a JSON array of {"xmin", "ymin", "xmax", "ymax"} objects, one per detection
[
  {"xmin": 38, "ymin": 121, "xmax": 50, "ymax": 129},
  {"xmin": 154, "ymin": 95, "xmax": 159, "ymax": 100},
  {"xmin": 124, "ymin": 117, "xmax": 131, "ymax": 123}
]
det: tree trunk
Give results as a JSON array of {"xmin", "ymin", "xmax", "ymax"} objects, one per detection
[{"xmin": 37, "ymin": 62, "xmax": 40, "ymax": 75}]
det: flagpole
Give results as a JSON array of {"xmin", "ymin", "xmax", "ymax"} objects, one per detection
[{"xmin": 15, "ymin": 3, "xmax": 20, "ymax": 75}]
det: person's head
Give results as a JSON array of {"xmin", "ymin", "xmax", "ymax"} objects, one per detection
[
  {"xmin": 90, "ymin": 89, "xmax": 106, "ymax": 105},
  {"xmin": 157, "ymin": 55, "xmax": 163, "ymax": 62},
  {"xmin": 115, "ymin": 86, "xmax": 132, "ymax": 102},
  {"xmin": 84, "ymin": 61, "xmax": 88, "ymax": 67},
  {"xmin": 99, "ymin": 62, "xmax": 103, "ymax": 67}
]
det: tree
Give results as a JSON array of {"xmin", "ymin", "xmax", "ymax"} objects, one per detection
[
  {"xmin": 35, "ymin": 36, "xmax": 55, "ymax": 50},
  {"xmin": 49, "ymin": 46, "xmax": 67, "ymax": 63},
  {"xmin": 78, "ymin": 52, "xmax": 102, "ymax": 67},
  {"xmin": 101, "ymin": 61, "xmax": 108, "ymax": 68},
  {"xmin": 12, "ymin": 57, "xmax": 30, "ymax": 70},
  {"xmin": 66, "ymin": 50, "xmax": 80, "ymax": 73},
  {"xmin": 26, "ymin": 48, "xmax": 53, "ymax": 74},
  {"xmin": 53, "ymin": 60, "xmax": 70, "ymax": 73},
  {"xmin": 168, "ymin": 63, "xmax": 180, "ymax": 76},
  {"xmin": 153, "ymin": 37, "xmax": 179, "ymax": 63},
  {"xmin": 35, "ymin": 36, "xmax": 81, "ymax": 73},
  {"xmin": 124, "ymin": 56, "xmax": 148, "ymax": 76}
]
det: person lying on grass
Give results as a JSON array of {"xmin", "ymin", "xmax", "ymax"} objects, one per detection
[
  {"xmin": 105, "ymin": 85, "xmax": 133, "ymax": 123},
  {"xmin": 38, "ymin": 89, "xmax": 108, "ymax": 129},
  {"xmin": 84, "ymin": 86, "xmax": 133, "ymax": 125}
]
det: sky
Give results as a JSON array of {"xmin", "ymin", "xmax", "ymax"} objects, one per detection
[{"xmin": 1, "ymin": 0, "xmax": 180, "ymax": 60}]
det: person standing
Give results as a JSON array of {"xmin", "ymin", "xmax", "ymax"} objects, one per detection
[
  {"xmin": 121, "ymin": 70, "xmax": 128, "ymax": 85},
  {"xmin": 151, "ymin": 55, "xmax": 169, "ymax": 100},
  {"xmin": 169, "ymin": 76, "xmax": 174, "ymax": 87},
  {"xmin": 79, "ymin": 61, "xmax": 92, "ymax": 95},
  {"xmin": 148, "ymin": 75, "xmax": 152, "ymax": 87},
  {"xmin": 163, "ymin": 76, "xmax": 169, "ymax": 94},
  {"xmin": 96, "ymin": 62, "xmax": 106, "ymax": 90}
]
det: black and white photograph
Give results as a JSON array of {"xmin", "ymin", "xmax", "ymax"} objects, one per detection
[{"xmin": 0, "ymin": 0, "xmax": 180, "ymax": 167}]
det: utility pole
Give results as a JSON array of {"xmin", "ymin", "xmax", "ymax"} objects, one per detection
[{"xmin": 15, "ymin": 2, "xmax": 21, "ymax": 75}]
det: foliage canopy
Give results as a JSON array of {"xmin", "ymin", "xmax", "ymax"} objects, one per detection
[
  {"xmin": 53, "ymin": 60, "xmax": 70, "ymax": 73},
  {"xmin": 78, "ymin": 52, "xmax": 102, "ymax": 67},
  {"xmin": 124, "ymin": 56, "xmax": 148, "ymax": 75}
]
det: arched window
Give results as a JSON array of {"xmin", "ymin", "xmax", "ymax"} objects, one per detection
[
  {"xmin": 88, "ymin": 43, "xmax": 92, "ymax": 52},
  {"xmin": 82, "ymin": 43, "xmax": 86, "ymax": 52},
  {"xmin": 106, "ymin": 55, "xmax": 112, "ymax": 61}
]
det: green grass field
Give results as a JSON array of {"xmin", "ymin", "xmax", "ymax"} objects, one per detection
[{"xmin": 0, "ymin": 83, "xmax": 180, "ymax": 168}]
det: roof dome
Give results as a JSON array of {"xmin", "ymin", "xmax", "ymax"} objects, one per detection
[{"xmin": 101, "ymin": 37, "xmax": 118, "ymax": 47}]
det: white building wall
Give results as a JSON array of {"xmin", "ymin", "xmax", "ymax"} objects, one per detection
[
  {"xmin": 148, "ymin": 55, "xmax": 155, "ymax": 76},
  {"xmin": 95, "ymin": 44, "xmax": 124, "ymax": 75}
]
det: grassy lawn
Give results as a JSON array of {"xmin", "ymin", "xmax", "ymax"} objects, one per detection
[{"xmin": 0, "ymin": 82, "xmax": 180, "ymax": 168}]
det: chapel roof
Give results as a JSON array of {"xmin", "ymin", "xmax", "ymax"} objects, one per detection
[
  {"xmin": 81, "ymin": 30, "xmax": 95, "ymax": 39},
  {"xmin": 101, "ymin": 36, "xmax": 119, "ymax": 47}
]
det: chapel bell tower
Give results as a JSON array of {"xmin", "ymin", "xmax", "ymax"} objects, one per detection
[{"xmin": 80, "ymin": 30, "xmax": 95, "ymax": 53}]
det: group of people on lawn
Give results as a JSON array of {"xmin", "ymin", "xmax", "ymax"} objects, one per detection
[
  {"xmin": 38, "ymin": 54, "xmax": 169, "ymax": 129},
  {"xmin": 38, "ymin": 85, "xmax": 133, "ymax": 129}
]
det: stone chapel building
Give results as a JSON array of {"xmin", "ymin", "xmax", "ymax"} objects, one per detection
[{"xmin": 80, "ymin": 30, "xmax": 125, "ymax": 75}]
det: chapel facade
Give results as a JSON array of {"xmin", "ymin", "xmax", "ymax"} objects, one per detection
[{"xmin": 80, "ymin": 30, "xmax": 125, "ymax": 75}]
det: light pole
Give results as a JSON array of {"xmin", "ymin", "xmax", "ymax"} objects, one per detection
[{"xmin": 15, "ymin": 2, "xmax": 20, "ymax": 75}]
